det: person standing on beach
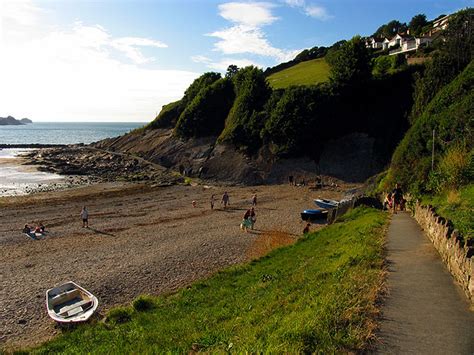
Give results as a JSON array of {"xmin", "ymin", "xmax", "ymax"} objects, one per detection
[
  {"xmin": 251, "ymin": 193, "xmax": 257, "ymax": 206},
  {"xmin": 221, "ymin": 192, "xmax": 230, "ymax": 209},
  {"xmin": 80, "ymin": 206, "xmax": 89, "ymax": 228},
  {"xmin": 210, "ymin": 194, "xmax": 216, "ymax": 209}
]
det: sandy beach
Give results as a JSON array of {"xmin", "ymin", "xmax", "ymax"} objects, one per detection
[{"xmin": 0, "ymin": 180, "xmax": 356, "ymax": 350}]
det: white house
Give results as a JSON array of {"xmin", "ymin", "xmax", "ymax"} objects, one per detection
[
  {"xmin": 365, "ymin": 37, "xmax": 385, "ymax": 49},
  {"xmin": 430, "ymin": 15, "xmax": 450, "ymax": 35}
]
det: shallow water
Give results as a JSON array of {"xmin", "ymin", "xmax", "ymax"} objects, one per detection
[{"xmin": 0, "ymin": 149, "xmax": 65, "ymax": 196}]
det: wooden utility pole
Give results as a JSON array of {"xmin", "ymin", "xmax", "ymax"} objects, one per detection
[{"xmin": 431, "ymin": 129, "xmax": 435, "ymax": 171}]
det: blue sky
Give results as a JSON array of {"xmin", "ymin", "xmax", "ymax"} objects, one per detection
[{"xmin": 0, "ymin": 0, "xmax": 471, "ymax": 122}]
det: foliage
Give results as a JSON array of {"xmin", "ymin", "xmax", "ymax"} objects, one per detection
[
  {"xmin": 421, "ymin": 184, "xmax": 474, "ymax": 240},
  {"xmin": 31, "ymin": 208, "xmax": 388, "ymax": 354},
  {"xmin": 328, "ymin": 36, "xmax": 373, "ymax": 87},
  {"xmin": 266, "ymin": 58, "xmax": 330, "ymax": 89},
  {"xmin": 409, "ymin": 14, "xmax": 428, "ymax": 36},
  {"xmin": 106, "ymin": 307, "xmax": 132, "ymax": 324},
  {"xmin": 146, "ymin": 100, "xmax": 183, "ymax": 129},
  {"xmin": 218, "ymin": 66, "xmax": 271, "ymax": 152},
  {"xmin": 133, "ymin": 295, "xmax": 155, "ymax": 312},
  {"xmin": 175, "ymin": 78, "xmax": 235, "ymax": 138},
  {"xmin": 373, "ymin": 20, "xmax": 407, "ymax": 38},
  {"xmin": 225, "ymin": 65, "xmax": 239, "ymax": 79},
  {"xmin": 181, "ymin": 72, "xmax": 222, "ymax": 107},
  {"xmin": 427, "ymin": 145, "xmax": 473, "ymax": 193},
  {"xmin": 386, "ymin": 60, "xmax": 474, "ymax": 192},
  {"xmin": 410, "ymin": 8, "xmax": 473, "ymax": 122},
  {"xmin": 373, "ymin": 54, "xmax": 407, "ymax": 75},
  {"xmin": 262, "ymin": 85, "xmax": 329, "ymax": 156}
]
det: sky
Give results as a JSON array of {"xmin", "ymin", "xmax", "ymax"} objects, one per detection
[{"xmin": 0, "ymin": 0, "xmax": 471, "ymax": 122}]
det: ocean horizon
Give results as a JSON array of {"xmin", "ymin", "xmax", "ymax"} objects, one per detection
[{"xmin": 0, "ymin": 121, "xmax": 145, "ymax": 145}]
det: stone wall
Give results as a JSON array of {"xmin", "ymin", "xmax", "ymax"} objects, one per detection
[{"xmin": 413, "ymin": 202, "xmax": 474, "ymax": 303}]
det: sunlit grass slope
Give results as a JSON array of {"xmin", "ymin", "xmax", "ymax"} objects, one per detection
[
  {"xmin": 31, "ymin": 207, "xmax": 387, "ymax": 354},
  {"xmin": 267, "ymin": 58, "xmax": 330, "ymax": 89}
]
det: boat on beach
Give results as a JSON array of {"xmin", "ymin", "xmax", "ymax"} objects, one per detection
[
  {"xmin": 314, "ymin": 198, "xmax": 340, "ymax": 209},
  {"xmin": 301, "ymin": 209, "xmax": 328, "ymax": 221},
  {"xmin": 46, "ymin": 281, "xmax": 98, "ymax": 323}
]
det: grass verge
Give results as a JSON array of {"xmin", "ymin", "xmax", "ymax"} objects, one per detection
[
  {"xmin": 267, "ymin": 58, "xmax": 330, "ymax": 89},
  {"xmin": 26, "ymin": 207, "xmax": 387, "ymax": 354},
  {"xmin": 421, "ymin": 184, "xmax": 473, "ymax": 241}
]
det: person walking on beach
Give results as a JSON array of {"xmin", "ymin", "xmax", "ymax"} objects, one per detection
[
  {"xmin": 251, "ymin": 193, "xmax": 257, "ymax": 206},
  {"xmin": 80, "ymin": 206, "xmax": 89, "ymax": 228},
  {"xmin": 210, "ymin": 194, "xmax": 216, "ymax": 210},
  {"xmin": 221, "ymin": 192, "xmax": 230, "ymax": 209},
  {"xmin": 241, "ymin": 207, "xmax": 256, "ymax": 232}
]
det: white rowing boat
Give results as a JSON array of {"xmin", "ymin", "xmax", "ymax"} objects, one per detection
[{"xmin": 46, "ymin": 281, "xmax": 98, "ymax": 323}]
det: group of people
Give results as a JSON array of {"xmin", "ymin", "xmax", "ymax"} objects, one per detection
[
  {"xmin": 22, "ymin": 222, "xmax": 46, "ymax": 237},
  {"xmin": 384, "ymin": 183, "xmax": 405, "ymax": 213}
]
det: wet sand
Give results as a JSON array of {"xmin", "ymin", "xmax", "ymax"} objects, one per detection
[{"xmin": 0, "ymin": 182, "xmax": 356, "ymax": 350}]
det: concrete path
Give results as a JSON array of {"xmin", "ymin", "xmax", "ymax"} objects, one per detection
[{"xmin": 377, "ymin": 212, "xmax": 474, "ymax": 354}]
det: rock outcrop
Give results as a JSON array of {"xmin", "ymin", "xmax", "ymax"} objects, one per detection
[{"xmin": 0, "ymin": 116, "xmax": 26, "ymax": 125}]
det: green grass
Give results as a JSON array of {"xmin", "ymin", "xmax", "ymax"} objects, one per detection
[
  {"xmin": 27, "ymin": 207, "xmax": 387, "ymax": 354},
  {"xmin": 421, "ymin": 184, "xmax": 474, "ymax": 241},
  {"xmin": 267, "ymin": 58, "xmax": 330, "ymax": 89}
]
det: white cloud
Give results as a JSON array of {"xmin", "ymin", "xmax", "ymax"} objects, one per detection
[
  {"xmin": 111, "ymin": 37, "xmax": 168, "ymax": 64},
  {"xmin": 283, "ymin": 0, "xmax": 332, "ymax": 20},
  {"xmin": 191, "ymin": 55, "xmax": 213, "ymax": 64},
  {"xmin": 218, "ymin": 2, "xmax": 278, "ymax": 27},
  {"xmin": 207, "ymin": 2, "xmax": 300, "ymax": 63},
  {"xmin": 0, "ymin": 1, "xmax": 198, "ymax": 122}
]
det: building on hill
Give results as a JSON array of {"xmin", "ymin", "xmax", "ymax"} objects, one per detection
[
  {"xmin": 429, "ymin": 14, "xmax": 450, "ymax": 35},
  {"xmin": 365, "ymin": 37, "xmax": 385, "ymax": 49}
]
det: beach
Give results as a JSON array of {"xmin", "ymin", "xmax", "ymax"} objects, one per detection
[{"xmin": 0, "ymin": 179, "xmax": 355, "ymax": 350}]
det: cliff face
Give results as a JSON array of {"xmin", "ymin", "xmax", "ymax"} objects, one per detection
[{"xmin": 96, "ymin": 128, "xmax": 382, "ymax": 184}]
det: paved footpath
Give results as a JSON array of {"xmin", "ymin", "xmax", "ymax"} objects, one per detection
[{"xmin": 377, "ymin": 212, "xmax": 474, "ymax": 354}]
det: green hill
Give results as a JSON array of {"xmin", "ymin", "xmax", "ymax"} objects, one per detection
[{"xmin": 266, "ymin": 58, "xmax": 330, "ymax": 89}]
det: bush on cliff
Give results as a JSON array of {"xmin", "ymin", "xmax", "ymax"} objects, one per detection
[
  {"xmin": 175, "ymin": 78, "xmax": 235, "ymax": 138},
  {"xmin": 218, "ymin": 66, "xmax": 271, "ymax": 152}
]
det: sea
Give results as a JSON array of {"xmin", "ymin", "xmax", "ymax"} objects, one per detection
[
  {"xmin": 0, "ymin": 122, "xmax": 144, "ymax": 145},
  {"xmin": 0, "ymin": 122, "xmax": 145, "ymax": 196}
]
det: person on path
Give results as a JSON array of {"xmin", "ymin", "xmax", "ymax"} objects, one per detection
[
  {"xmin": 392, "ymin": 183, "xmax": 403, "ymax": 214},
  {"xmin": 210, "ymin": 194, "xmax": 215, "ymax": 210},
  {"xmin": 221, "ymin": 192, "xmax": 230, "ymax": 209},
  {"xmin": 80, "ymin": 206, "xmax": 89, "ymax": 228},
  {"xmin": 251, "ymin": 194, "xmax": 257, "ymax": 206}
]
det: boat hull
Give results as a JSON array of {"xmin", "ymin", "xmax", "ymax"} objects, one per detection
[
  {"xmin": 301, "ymin": 209, "xmax": 328, "ymax": 221},
  {"xmin": 314, "ymin": 199, "xmax": 339, "ymax": 210},
  {"xmin": 46, "ymin": 281, "xmax": 98, "ymax": 323}
]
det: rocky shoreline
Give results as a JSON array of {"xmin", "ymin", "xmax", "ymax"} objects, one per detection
[{"xmin": 23, "ymin": 146, "xmax": 184, "ymax": 186}]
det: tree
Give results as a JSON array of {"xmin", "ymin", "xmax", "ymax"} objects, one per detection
[
  {"xmin": 374, "ymin": 20, "xmax": 407, "ymax": 38},
  {"xmin": 225, "ymin": 65, "xmax": 239, "ymax": 79},
  {"xmin": 409, "ymin": 14, "xmax": 427, "ymax": 36},
  {"xmin": 328, "ymin": 36, "xmax": 372, "ymax": 86}
]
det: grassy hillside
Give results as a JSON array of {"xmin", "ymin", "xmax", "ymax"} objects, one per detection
[
  {"xmin": 385, "ymin": 60, "xmax": 473, "ymax": 192},
  {"xmin": 267, "ymin": 58, "xmax": 330, "ymax": 89},
  {"xmin": 30, "ymin": 207, "xmax": 387, "ymax": 354}
]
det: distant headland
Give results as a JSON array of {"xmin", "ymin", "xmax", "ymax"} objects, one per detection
[{"xmin": 0, "ymin": 116, "xmax": 32, "ymax": 125}]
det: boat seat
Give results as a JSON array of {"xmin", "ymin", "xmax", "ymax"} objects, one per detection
[
  {"xmin": 50, "ymin": 289, "xmax": 80, "ymax": 306},
  {"xmin": 59, "ymin": 299, "xmax": 91, "ymax": 315}
]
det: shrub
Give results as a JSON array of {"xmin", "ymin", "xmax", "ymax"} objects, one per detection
[
  {"xmin": 106, "ymin": 307, "xmax": 132, "ymax": 324},
  {"xmin": 132, "ymin": 295, "xmax": 155, "ymax": 312}
]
